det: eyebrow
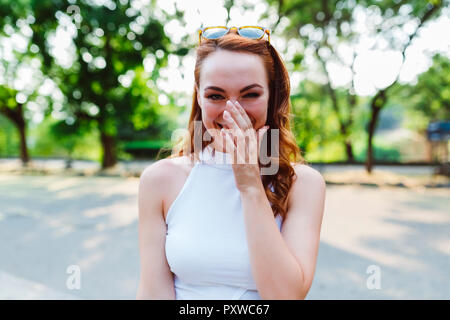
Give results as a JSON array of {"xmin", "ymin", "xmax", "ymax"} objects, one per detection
[{"xmin": 204, "ymin": 83, "xmax": 263, "ymax": 93}]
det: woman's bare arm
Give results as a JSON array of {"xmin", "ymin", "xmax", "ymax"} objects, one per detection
[{"xmin": 136, "ymin": 160, "xmax": 176, "ymax": 299}]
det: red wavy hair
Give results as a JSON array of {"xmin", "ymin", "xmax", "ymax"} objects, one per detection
[{"xmin": 167, "ymin": 32, "xmax": 306, "ymax": 219}]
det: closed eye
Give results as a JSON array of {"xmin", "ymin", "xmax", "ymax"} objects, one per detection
[
  {"xmin": 206, "ymin": 93, "xmax": 260, "ymax": 100},
  {"xmin": 206, "ymin": 94, "xmax": 223, "ymax": 100},
  {"xmin": 245, "ymin": 93, "xmax": 260, "ymax": 98}
]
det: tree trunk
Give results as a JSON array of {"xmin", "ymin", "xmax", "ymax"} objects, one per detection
[
  {"xmin": 0, "ymin": 104, "xmax": 29, "ymax": 166},
  {"xmin": 327, "ymin": 81, "xmax": 355, "ymax": 163},
  {"xmin": 18, "ymin": 121, "xmax": 29, "ymax": 166},
  {"xmin": 365, "ymin": 91, "xmax": 385, "ymax": 173},
  {"xmin": 366, "ymin": 111, "xmax": 378, "ymax": 173},
  {"xmin": 364, "ymin": 2, "xmax": 442, "ymax": 173},
  {"xmin": 100, "ymin": 131, "xmax": 117, "ymax": 169},
  {"xmin": 345, "ymin": 140, "xmax": 354, "ymax": 163},
  {"xmin": 345, "ymin": 92, "xmax": 357, "ymax": 163},
  {"xmin": 338, "ymin": 122, "xmax": 354, "ymax": 162}
]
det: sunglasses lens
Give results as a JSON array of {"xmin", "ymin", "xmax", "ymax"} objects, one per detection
[
  {"xmin": 203, "ymin": 28, "xmax": 229, "ymax": 39},
  {"xmin": 239, "ymin": 27, "xmax": 265, "ymax": 39}
]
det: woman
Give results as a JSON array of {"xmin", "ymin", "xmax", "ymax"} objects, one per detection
[{"xmin": 136, "ymin": 27, "xmax": 326, "ymax": 300}]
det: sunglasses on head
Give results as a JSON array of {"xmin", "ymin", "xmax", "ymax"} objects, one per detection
[{"xmin": 197, "ymin": 26, "xmax": 271, "ymax": 45}]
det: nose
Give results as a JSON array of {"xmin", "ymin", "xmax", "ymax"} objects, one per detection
[
  {"xmin": 225, "ymin": 99, "xmax": 251, "ymax": 114},
  {"xmin": 226, "ymin": 98, "xmax": 239, "ymax": 106},
  {"xmin": 220, "ymin": 99, "xmax": 238, "ymax": 116},
  {"xmin": 228, "ymin": 26, "xmax": 238, "ymax": 34}
]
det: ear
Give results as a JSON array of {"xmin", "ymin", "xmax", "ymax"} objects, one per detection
[{"xmin": 195, "ymin": 84, "xmax": 202, "ymax": 108}]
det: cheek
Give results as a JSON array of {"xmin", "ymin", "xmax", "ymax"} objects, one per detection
[
  {"xmin": 202, "ymin": 104, "xmax": 221, "ymax": 124},
  {"xmin": 244, "ymin": 98, "xmax": 268, "ymax": 125}
]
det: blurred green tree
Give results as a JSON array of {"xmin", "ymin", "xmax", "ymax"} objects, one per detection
[
  {"xmin": 264, "ymin": 0, "xmax": 364, "ymax": 162},
  {"xmin": 0, "ymin": 87, "xmax": 29, "ymax": 163},
  {"xmin": 264, "ymin": 0, "xmax": 446, "ymax": 171},
  {"xmin": 394, "ymin": 53, "xmax": 450, "ymax": 126},
  {"xmin": 0, "ymin": 0, "xmax": 32, "ymax": 164},
  {"xmin": 27, "ymin": 0, "xmax": 178, "ymax": 168},
  {"xmin": 363, "ymin": 0, "xmax": 445, "ymax": 172},
  {"xmin": 392, "ymin": 53, "xmax": 450, "ymax": 163},
  {"xmin": 0, "ymin": 0, "xmax": 190, "ymax": 168},
  {"xmin": 0, "ymin": 20, "xmax": 47, "ymax": 166}
]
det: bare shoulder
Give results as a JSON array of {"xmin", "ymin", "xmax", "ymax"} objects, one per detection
[
  {"xmin": 140, "ymin": 158, "xmax": 174, "ymax": 187},
  {"xmin": 290, "ymin": 162, "xmax": 326, "ymax": 187},
  {"xmin": 141, "ymin": 156, "xmax": 191, "ymax": 181},
  {"xmin": 139, "ymin": 156, "xmax": 194, "ymax": 197},
  {"xmin": 287, "ymin": 162, "xmax": 326, "ymax": 211}
]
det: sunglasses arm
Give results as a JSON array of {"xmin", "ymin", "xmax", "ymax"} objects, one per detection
[
  {"xmin": 198, "ymin": 29, "xmax": 202, "ymax": 45},
  {"xmin": 266, "ymin": 29, "xmax": 271, "ymax": 43}
]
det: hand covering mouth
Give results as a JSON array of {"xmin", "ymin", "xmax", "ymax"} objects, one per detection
[{"xmin": 215, "ymin": 118, "xmax": 256, "ymax": 129}]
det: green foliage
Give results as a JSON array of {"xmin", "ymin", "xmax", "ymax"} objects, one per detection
[
  {"xmin": 28, "ymin": 115, "xmax": 101, "ymax": 161},
  {"xmin": 393, "ymin": 54, "xmax": 450, "ymax": 131},
  {"xmin": 291, "ymin": 80, "xmax": 343, "ymax": 158},
  {"xmin": 266, "ymin": 0, "xmax": 446, "ymax": 165},
  {"xmin": 124, "ymin": 140, "xmax": 171, "ymax": 149},
  {"xmin": 0, "ymin": 113, "xmax": 19, "ymax": 156},
  {"xmin": 1, "ymin": 0, "xmax": 448, "ymax": 165},
  {"xmin": 352, "ymin": 130, "xmax": 401, "ymax": 162},
  {"xmin": 305, "ymin": 140, "xmax": 346, "ymax": 162},
  {"xmin": 304, "ymin": 134, "xmax": 401, "ymax": 162},
  {"xmin": 0, "ymin": 0, "xmax": 181, "ymax": 166},
  {"xmin": 122, "ymin": 139, "xmax": 172, "ymax": 159},
  {"xmin": 354, "ymin": 144, "xmax": 401, "ymax": 162}
]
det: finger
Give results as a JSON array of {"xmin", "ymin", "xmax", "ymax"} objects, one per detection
[
  {"xmin": 248, "ymin": 130, "xmax": 258, "ymax": 165},
  {"xmin": 225, "ymin": 100, "xmax": 247, "ymax": 131},
  {"xmin": 223, "ymin": 109, "xmax": 244, "ymax": 141},
  {"xmin": 234, "ymin": 100, "xmax": 253, "ymax": 129},
  {"xmin": 221, "ymin": 128, "xmax": 237, "ymax": 164},
  {"xmin": 235, "ymin": 129, "xmax": 247, "ymax": 164}
]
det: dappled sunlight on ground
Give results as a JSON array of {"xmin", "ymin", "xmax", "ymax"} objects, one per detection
[
  {"xmin": 322, "ymin": 168, "xmax": 448, "ymax": 188},
  {"xmin": 0, "ymin": 172, "xmax": 448, "ymax": 299},
  {"xmin": 309, "ymin": 185, "xmax": 449, "ymax": 299}
]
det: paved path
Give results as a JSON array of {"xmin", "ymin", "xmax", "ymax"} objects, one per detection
[{"xmin": 0, "ymin": 172, "xmax": 448, "ymax": 299}]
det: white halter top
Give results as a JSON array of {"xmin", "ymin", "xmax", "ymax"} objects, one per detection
[{"xmin": 165, "ymin": 144, "xmax": 283, "ymax": 300}]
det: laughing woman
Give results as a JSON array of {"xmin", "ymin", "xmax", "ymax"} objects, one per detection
[{"xmin": 136, "ymin": 26, "xmax": 326, "ymax": 300}]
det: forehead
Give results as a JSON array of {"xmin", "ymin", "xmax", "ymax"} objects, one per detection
[{"xmin": 200, "ymin": 50, "xmax": 267, "ymax": 88}]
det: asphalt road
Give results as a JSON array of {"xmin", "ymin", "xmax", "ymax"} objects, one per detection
[{"xmin": 0, "ymin": 172, "xmax": 449, "ymax": 299}]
